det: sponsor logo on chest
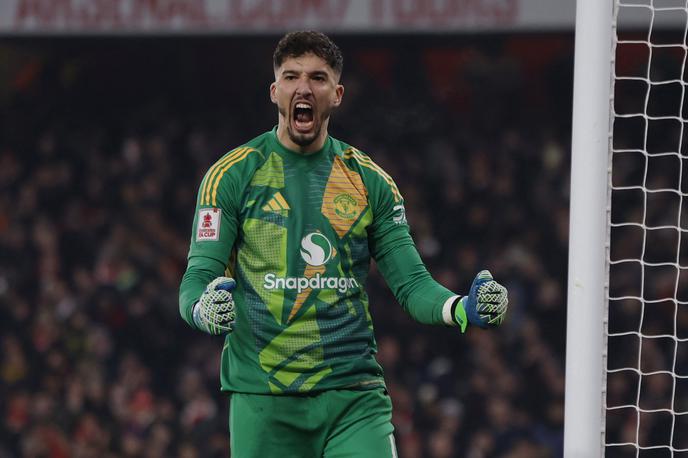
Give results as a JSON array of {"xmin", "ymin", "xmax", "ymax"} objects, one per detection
[{"xmin": 263, "ymin": 231, "xmax": 359, "ymax": 293}]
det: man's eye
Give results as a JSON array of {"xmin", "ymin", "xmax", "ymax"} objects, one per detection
[{"xmin": 284, "ymin": 75, "xmax": 296, "ymax": 80}]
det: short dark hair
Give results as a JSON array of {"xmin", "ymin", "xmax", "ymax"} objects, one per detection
[{"xmin": 273, "ymin": 31, "xmax": 343, "ymax": 76}]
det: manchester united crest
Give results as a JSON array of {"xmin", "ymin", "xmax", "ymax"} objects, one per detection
[{"xmin": 333, "ymin": 193, "xmax": 357, "ymax": 220}]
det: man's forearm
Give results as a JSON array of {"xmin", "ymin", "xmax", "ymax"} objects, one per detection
[
  {"xmin": 179, "ymin": 256, "xmax": 227, "ymax": 327},
  {"xmin": 375, "ymin": 239, "xmax": 456, "ymax": 326}
]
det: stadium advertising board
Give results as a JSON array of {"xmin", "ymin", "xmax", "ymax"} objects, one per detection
[
  {"xmin": 2, "ymin": 0, "xmax": 575, "ymax": 33},
  {"xmin": 1, "ymin": 0, "xmax": 681, "ymax": 33}
]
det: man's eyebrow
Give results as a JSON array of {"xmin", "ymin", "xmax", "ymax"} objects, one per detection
[{"xmin": 281, "ymin": 69, "xmax": 330, "ymax": 77}]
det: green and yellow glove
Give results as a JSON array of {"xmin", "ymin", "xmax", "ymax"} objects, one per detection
[
  {"xmin": 192, "ymin": 277, "xmax": 237, "ymax": 335},
  {"xmin": 452, "ymin": 270, "xmax": 508, "ymax": 333}
]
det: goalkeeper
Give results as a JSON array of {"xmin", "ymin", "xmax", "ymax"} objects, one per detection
[{"xmin": 179, "ymin": 31, "xmax": 508, "ymax": 457}]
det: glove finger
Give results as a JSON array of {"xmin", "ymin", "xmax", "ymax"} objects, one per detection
[
  {"xmin": 206, "ymin": 277, "xmax": 237, "ymax": 293},
  {"xmin": 210, "ymin": 290, "xmax": 232, "ymax": 303},
  {"xmin": 476, "ymin": 270, "xmax": 493, "ymax": 280},
  {"xmin": 482, "ymin": 304, "xmax": 508, "ymax": 317},
  {"xmin": 482, "ymin": 302, "xmax": 506, "ymax": 312},
  {"xmin": 212, "ymin": 295, "xmax": 234, "ymax": 308},
  {"xmin": 487, "ymin": 314, "xmax": 505, "ymax": 326},
  {"xmin": 479, "ymin": 309, "xmax": 504, "ymax": 324},
  {"xmin": 214, "ymin": 306, "xmax": 235, "ymax": 318},
  {"xmin": 477, "ymin": 300, "xmax": 506, "ymax": 310},
  {"xmin": 481, "ymin": 300, "xmax": 507, "ymax": 326},
  {"xmin": 215, "ymin": 313, "xmax": 234, "ymax": 325},
  {"xmin": 478, "ymin": 280, "xmax": 505, "ymax": 293},
  {"xmin": 480, "ymin": 288, "xmax": 505, "ymax": 297},
  {"xmin": 478, "ymin": 299, "xmax": 507, "ymax": 309},
  {"xmin": 478, "ymin": 286, "xmax": 507, "ymax": 307},
  {"xmin": 208, "ymin": 313, "xmax": 234, "ymax": 332},
  {"xmin": 470, "ymin": 271, "xmax": 494, "ymax": 294},
  {"xmin": 204, "ymin": 289, "xmax": 228, "ymax": 303},
  {"xmin": 202, "ymin": 300, "xmax": 233, "ymax": 318},
  {"xmin": 211, "ymin": 321, "xmax": 232, "ymax": 334},
  {"xmin": 217, "ymin": 309, "xmax": 236, "ymax": 322},
  {"xmin": 478, "ymin": 297, "xmax": 507, "ymax": 312},
  {"xmin": 479, "ymin": 297, "xmax": 504, "ymax": 303},
  {"xmin": 214, "ymin": 277, "xmax": 237, "ymax": 292}
]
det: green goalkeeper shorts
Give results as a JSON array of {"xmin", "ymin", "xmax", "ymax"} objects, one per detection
[{"xmin": 228, "ymin": 388, "xmax": 397, "ymax": 458}]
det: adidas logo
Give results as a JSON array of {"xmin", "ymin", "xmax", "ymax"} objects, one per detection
[{"xmin": 262, "ymin": 192, "xmax": 290, "ymax": 214}]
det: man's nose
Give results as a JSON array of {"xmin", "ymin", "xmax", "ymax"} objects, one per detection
[{"xmin": 295, "ymin": 76, "xmax": 312, "ymax": 96}]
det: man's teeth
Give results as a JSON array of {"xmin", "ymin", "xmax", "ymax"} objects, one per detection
[{"xmin": 296, "ymin": 103, "xmax": 311, "ymax": 109}]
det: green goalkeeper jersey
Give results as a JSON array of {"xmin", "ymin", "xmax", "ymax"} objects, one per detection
[{"xmin": 179, "ymin": 128, "xmax": 457, "ymax": 394}]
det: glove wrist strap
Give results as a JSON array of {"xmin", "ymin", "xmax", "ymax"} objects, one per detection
[
  {"xmin": 452, "ymin": 297, "xmax": 468, "ymax": 334},
  {"xmin": 442, "ymin": 295, "xmax": 461, "ymax": 325}
]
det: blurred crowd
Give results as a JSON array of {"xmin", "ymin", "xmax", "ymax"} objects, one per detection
[{"xmin": 0, "ymin": 35, "xmax": 576, "ymax": 457}]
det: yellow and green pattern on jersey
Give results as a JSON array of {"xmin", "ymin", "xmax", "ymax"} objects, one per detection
[{"xmin": 182, "ymin": 128, "xmax": 424, "ymax": 394}]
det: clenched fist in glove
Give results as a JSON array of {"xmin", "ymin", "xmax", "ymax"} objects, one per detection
[
  {"xmin": 452, "ymin": 270, "xmax": 508, "ymax": 333},
  {"xmin": 192, "ymin": 277, "xmax": 237, "ymax": 335}
]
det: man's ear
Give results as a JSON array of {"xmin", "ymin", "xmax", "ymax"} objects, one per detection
[
  {"xmin": 333, "ymin": 84, "xmax": 344, "ymax": 107},
  {"xmin": 270, "ymin": 82, "xmax": 277, "ymax": 104}
]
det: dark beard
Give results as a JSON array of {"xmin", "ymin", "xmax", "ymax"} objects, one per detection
[{"xmin": 287, "ymin": 123, "xmax": 320, "ymax": 147}]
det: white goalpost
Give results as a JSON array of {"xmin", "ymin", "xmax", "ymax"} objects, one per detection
[
  {"xmin": 565, "ymin": 0, "xmax": 688, "ymax": 456},
  {"xmin": 564, "ymin": 0, "xmax": 613, "ymax": 455}
]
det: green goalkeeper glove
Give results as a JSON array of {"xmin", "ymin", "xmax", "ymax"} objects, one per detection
[
  {"xmin": 453, "ymin": 270, "xmax": 508, "ymax": 333},
  {"xmin": 192, "ymin": 277, "xmax": 237, "ymax": 335}
]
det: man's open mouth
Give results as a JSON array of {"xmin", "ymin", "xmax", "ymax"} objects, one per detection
[{"xmin": 293, "ymin": 102, "xmax": 314, "ymax": 133}]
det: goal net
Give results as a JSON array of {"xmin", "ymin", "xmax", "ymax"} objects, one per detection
[{"xmin": 606, "ymin": 0, "xmax": 688, "ymax": 455}]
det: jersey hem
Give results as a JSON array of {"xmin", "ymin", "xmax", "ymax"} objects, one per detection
[{"xmin": 220, "ymin": 378, "xmax": 386, "ymax": 395}]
